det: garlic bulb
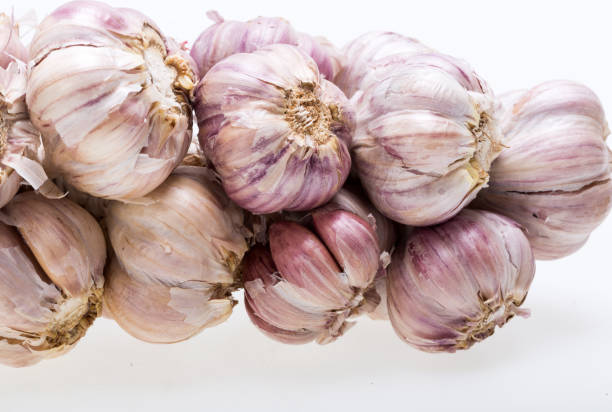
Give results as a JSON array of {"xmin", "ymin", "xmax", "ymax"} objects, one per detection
[
  {"xmin": 194, "ymin": 44, "xmax": 353, "ymax": 214},
  {"xmin": 190, "ymin": 11, "xmax": 341, "ymax": 80},
  {"xmin": 351, "ymin": 51, "xmax": 503, "ymax": 226},
  {"xmin": 475, "ymin": 81, "xmax": 612, "ymax": 260},
  {"xmin": 0, "ymin": 192, "xmax": 106, "ymax": 367},
  {"xmin": 1, "ymin": 18, "xmax": 60, "ymax": 209},
  {"xmin": 335, "ymin": 31, "xmax": 431, "ymax": 98},
  {"xmin": 27, "ymin": 1, "xmax": 195, "ymax": 201},
  {"xmin": 104, "ymin": 173, "xmax": 249, "ymax": 343},
  {"xmin": 244, "ymin": 209, "xmax": 380, "ymax": 344},
  {"xmin": 388, "ymin": 209, "xmax": 535, "ymax": 352}
]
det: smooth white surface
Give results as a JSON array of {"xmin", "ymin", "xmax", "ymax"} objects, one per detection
[{"xmin": 2, "ymin": 0, "xmax": 611, "ymax": 410}]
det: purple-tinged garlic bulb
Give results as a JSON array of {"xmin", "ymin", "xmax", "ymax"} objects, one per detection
[
  {"xmin": 244, "ymin": 209, "xmax": 380, "ymax": 344},
  {"xmin": 351, "ymin": 51, "xmax": 503, "ymax": 226},
  {"xmin": 104, "ymin": 172, "xmax": 249, "ymax": 343},
  {"xmin": 0, "ymin": 192, "xmax": 106, "ymax": 367},
  {"xmin": 194, "ymin": 44, "xmax": 353, "ymax": 214},
  {"xmin": 475, "ymin": 81, "xmax": 612, "ymax": 260},
  {"xmin": 190, "ymin": 11, "xmax": 341, "ymax": 80},
  {"xmin": 335, "ymin": 31, "xmax": 432, "ymax": 98},
  {"xmin": 1, "ymin": 19, "xmax": 60, "ymax": 209},
  {"xmin": 26, "ymin": 1, "xmax": 195, "ymax": 201},
  {"xmin": 388, "ymin": 209, "xmax": 535, "ymax": 352},
  {"xmin": 324, "ymin": 187, "xmax": 397, "ymax": 320}
]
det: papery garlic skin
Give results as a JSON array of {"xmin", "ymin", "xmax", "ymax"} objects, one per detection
[
  {"xmin": 351, "ymin": 51, "xmax": 503, "ymax": 226},
  {"xmin": 0, "ymin": 192, "xmax": 106, "ymax": 367},
  {"xmin": 0, "ymin": 13, "xmax": 28, "ymax": 69},
  {"xmin": 190, "ymin": 12, "xmax": 341, "ymax": 80},
  {"xmin": 194, "ymin": 44, "xmax": 353, "ymax": 214},
  {"xmin": 27, "ymin": 1, "xmax": 195, "ymax": 201},
  {"xmin": 335, "ymin": 31, "xmax": 432, "ymax": 98},
  {"xmin": 388, "ymin": 209, "xmax": 534, "ymax": 352},
  {"xmin": 104, "ymin": 173, "xmax": 249, "ymax": 343},
  {"xmin": 475, "ymin": 81, "xmax": 612, "ymax": 260},
  {"xmin": 1, "ymin": 26, "xmax": 60, "ymax": 208},
  {"xmin": 244, "ymin": 209, "xmax": 380, "ymax": 344}
]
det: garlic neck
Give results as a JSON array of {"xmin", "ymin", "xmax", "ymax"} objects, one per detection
[
  {"xmin": 140, "ymin": 26, "xmax": 194, "ymax": 107},
  {"xmin": 466, "ymin": 109, "xmax": 502, "ymax": 184},
  {"xmin": 284, "ymin": 82, "xmax": 333, "ymax": 146}
]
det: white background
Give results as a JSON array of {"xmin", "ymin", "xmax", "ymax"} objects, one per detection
[{"xmin": 2, "ymin": 0, "xmax": 611, "ymax": 410}]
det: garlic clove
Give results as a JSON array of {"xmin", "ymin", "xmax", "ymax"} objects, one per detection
[
  {"xmin": 269, "ymin": 221, "xmax": 354, "ymax": 309},
  {"xmin": 195, "ymin": 44, "xmax": 352, "ymax": 214},
  {"xmin": 190, "ymin": 12, "xmax": 341, "ymax": 80},
  {"xmin": 311, "ymin": 209, "xmax": 380, "ymax": 290},
  {"xmin": 475, "ymin": 80, "xmax": 612, "ymax": 260},
  {"xmin": 387, "ymin": 209, "xmax": 535, "ymax": 352},
  {"xmin": 27, "ymin": 1, "xmax": 195, "ymax": 201},
  {"xmin": 104, "ymin": 259, "xmax": 233, "ymax": 344},
  {"xmin": 0, "ymin": 192, "xmax": 105, "ymax": 367},
  {"xmin": 244, "ymin": 298, "xmax": 319, "ymax": 345}
]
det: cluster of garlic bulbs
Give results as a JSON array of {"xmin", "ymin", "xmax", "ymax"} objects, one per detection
[{"xmin": 0, "ymin": 0, "xmax": 610, "ymax": 368}]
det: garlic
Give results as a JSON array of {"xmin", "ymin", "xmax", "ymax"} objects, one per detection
[
  {"xmin": 244, "ymin": 208, "xmax": 380, "ymax": 344},
  {"xmin": 26, "ymin": 1, "xmax": 195, "ymax": 201},
  {"xmin": 1, "ymin": 17, "xmax": 61, "ymax": 209},
  {"xmin": 0, "ymin": 192, "xmax": 106, "ymax": 367},
  {"xmin": 351, "ymin": 50, "xmax": 503, "ymax": 226},
  {"xmin": 387, "ymin": 209, "xmax": 534, "ymax": 352},
  {"xmin": 103, "ymin": 173, "xmax": 249, "ymax": 343},
  {"xmin": 194, "ymin": 44, "xmax": 353, "ymax": 214},
  {"xmin": 190, "ymin": 11, "xmax": 341, "ymax": 80},
  {"xmin": 324, "ymin": 186, "xmax": 397, "ymax": 320},
  {"xmin": 335, "ymin": 31, "xmax": 432, "ymax": 98},
  {"xmin": 475, "ymin": 81, "xmax": 612, "ymax": 260}
]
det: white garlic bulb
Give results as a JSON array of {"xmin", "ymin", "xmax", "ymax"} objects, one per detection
[
  {"xmin": 351, "ymin": 50, "xmax": 503, "ymax": 226},
  {"xmin": 104, "ymin": 172, "xmax": 249, "ymax": 343},
  {"xmin": 26, "ymin": 1, "xmax": 195, "ymax": 201},
  {"xmin": 475, "ymin": 80, "xmax": 612, "ymax": 259},
  {"xmin": 194, "ymin": 44, "xmax": 353, "ymax": 214},
  {"xmin": 0, "ymin": 192, "xmax": 106, "ymax": 367}
]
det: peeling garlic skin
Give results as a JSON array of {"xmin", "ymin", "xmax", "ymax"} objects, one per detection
[
  {"xmin": 194, "ymin": 44, "xmax": 352, "ymax": 214},
  {"xmin": 0, "ymin": 192, "xmax": 106, "ymax": 367},
  {"xmin": 104, "ymin": 173, "xmax": 249, "ymax": 343},
  {"xmin": 0, "ymin": 13, "xmax": 28, "ymax": 69},
  {"xmin": 351, "ymin": 51, "xmax": 502, "ymax": 226},
  {"xmin": 26, "ymin": 1, "xmax": 194, "ymax": 201},
  {"xmin": 1, "ymin": 15, "xmax": 57, "ymax": 208},
  {"xmin": 475, "ymin": 81, "xmax": 612, "ymax": 260},
  {"xmin": 190, "ymin": 12, "xmax": 341, "ymax": 80},
  {"xmin": 388, "ymin": 209, "xmax": 535, "ymax": 352},
  {"xmin": 244, "ymin": 209, "xmax": 380, "ymax": 345},
  {"xmin": 335, "ymin": 31, "xmax": 432, "ymax": 98}
]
